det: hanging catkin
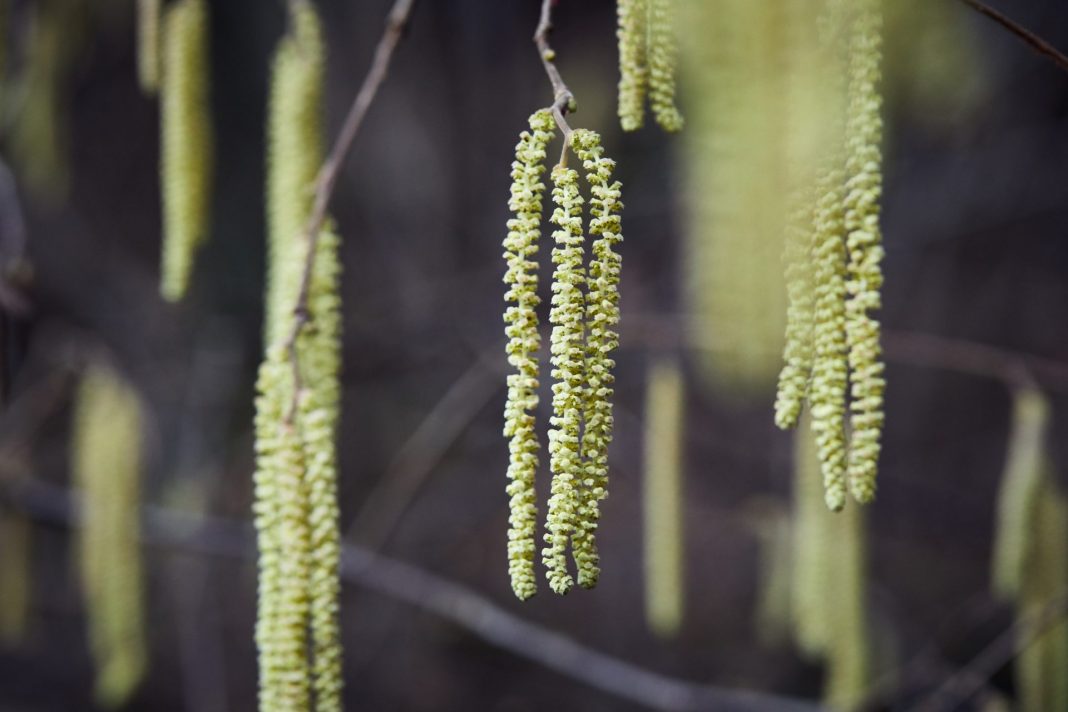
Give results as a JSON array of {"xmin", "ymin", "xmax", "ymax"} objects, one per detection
[
  {"xmin": 791, "ymin": 412, "xmax": 872, "ymax": 709},
  {"xmin": 616, "ymin": 0, "xmax": 682, "ymax": 133},
  {"xmin": 137, "ymin": 0, "xmax": 162, "ymax": 94},
  {"xmin": 159, "ymin": 0, "xmax": 213, "ymax": 302},
  {"xmin": 254, "ymin": 2, "xmax": 343, "ymax": 709},
  {"xmin": 543, "ymin": 163, "xmax": 586, "ymax": 596},
  {"xmin": 642, "ymin": 358, "xmax": 685, "ymax": 637},
  {"xmin": 571, "ymin": 129, "xmax": 623, "ymax": 589},
  {"xmin": 503, "ymin": 109, "xmax": 554, "ymax": 601},
  {"xmin": 842, "ymin": 0, "xmax": 885, "ymax": 504},
  {"xmin": 71, "ymin": 363, "xmax": 147, "ymax": 710}
]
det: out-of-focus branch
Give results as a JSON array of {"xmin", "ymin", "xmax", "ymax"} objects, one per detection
[
  {"xmin": 283, "ymin": 0, "xmax": 416, "ymax": 422},
  {"xmin": 6, "ymin": 479, "xmax": 825, "ymax": 712},
  {"xmin": 957, "ymin": 0, "xmax": 1068, "ymax": 75}
]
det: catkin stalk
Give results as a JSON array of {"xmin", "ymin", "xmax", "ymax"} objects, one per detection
[
  {"xmin": 160, "ymin": 0, "xmax": 213, "ymax": 302},
  {"xmin": 642, "ymin": 358, "xmax": 685, "ymax": 637}
]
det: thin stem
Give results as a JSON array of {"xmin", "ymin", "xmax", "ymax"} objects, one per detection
[
  {"xmin": 534, "ymin": 0, "xmax": 575, "ymax": 163},
  {"xmin": 283, "ymin": 0, "xmax": 417, "ymax": 423},
  {"xmin": 957, "ymin": 0, "xmax": 1068, "ymax": 75}
]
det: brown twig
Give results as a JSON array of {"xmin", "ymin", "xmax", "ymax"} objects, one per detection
[
  {"xmin": 957, "ymin": 0, "xmax": 1068, "ymax": 75},
  {"xmin": 534, "ymin": 0, "xmax": 575, "ymax": 163},
  {"xmin": 283, "ymin": 0, "xmax": 416, "ymax": 423}
]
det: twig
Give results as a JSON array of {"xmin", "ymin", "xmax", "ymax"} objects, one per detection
[
  {"xmin": 534, "ymin": 0, "xmax": 575, "ymax": 162},
  {"xmin": 7, "ymin": 478, "xmax": 824, "ymax": 712},
  {"xmin": 908, "ymin": 592, "xmax": 1068, "ymax": 712},
  {"xmin": 957, "ymin": 0, "xmax": 1068, "ymax": 75},
  {"xmin": 282, "ymin": 0, "xmax": 417, "ymax": 423}
]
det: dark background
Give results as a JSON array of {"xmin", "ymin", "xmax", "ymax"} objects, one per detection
[{"xmin": 1, "ymin": 0, "xmax": 1068, "ymax": 710}]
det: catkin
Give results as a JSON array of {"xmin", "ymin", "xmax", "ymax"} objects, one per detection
[
  {"xmin": 159, "ymin": 0, "xmax": 213, "ymax": 302},
  {"xmin": 642, "ymin": 358, "xmax": 685, "ymax": 637},
  {"xmin": 616, "ymin": 0, "xmax": 647, "ymax": 131},
  {"xmin": 646, "ymin": 0, "xmax": 683, "ymax": 132},
  {"xmin": 543, "ymin": 164, "xmax": 586, "ymax": 596},
  {"xmin": 843, "ymin": 0, "xmax": 885, "ymax": 504},
  {"xmin": 254, "ymin": 3, "xmax": 343, "ymax": 709},
  {"xmin": 571, "ymin": 129, "xmax": 623, "ymax": 589},
  {"xmin": 72, "ymin": 364, "xmax": 147, "ymax": 710},
  {"xmin": 991, "ymin": 388, "xmax": 1050, "ymax": 600},
  {"xmin": 503, "ymin": 109, "xmax": 554, "ymax": 600},
  {"xmin": 137, "ymin": 0, "xmax": 162, "ymax": 94}
]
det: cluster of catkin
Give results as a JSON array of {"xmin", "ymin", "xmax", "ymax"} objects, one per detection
[
  {"xmin": 503, "ymin": 110, "xmax": 624, "ymax": 599},
  {"xmin": 616, "ymin": 0, "xmax": 683, "ymax": 132},
  {"xmin": 774, "ymin": 0, "xmax": 886, "ymax": 511},
  {"xmin": 71, "ymin": 363, "xmax": 148, "ymax": 709},
  {"xmin": 252, "ymin": 2, "xmax": 343, "ymax": 711}
]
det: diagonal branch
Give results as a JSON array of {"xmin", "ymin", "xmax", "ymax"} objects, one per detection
[
  {"xmin": 6, "ymin": 478, "xmax": 825, "ymax": 712},
  {"xmin": 957, "ymin": 0, "xmax": 1068, "ymax": 75},
  {"xmin": 283, "ymin": 0, "xmax": 417, "ymax": 422}
]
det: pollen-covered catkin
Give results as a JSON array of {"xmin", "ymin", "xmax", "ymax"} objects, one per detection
[
  {"xmin": 160, "ymin": 0, "xmax": 212, "ymax": 302},
  {"xmin": 646, "ymin": 0, "xmax": 683, "ymax": 132},
  {"xmin": 543, "ymin": 164, "xmax": 586, "ymax": 596},
  {"xmin": 616, "ymin": 0, "xmax": 647, "ymax": 131},
  {"xmin": 72, "ymin": 364, "xmax": 147, "ymax": 709},
  {"xmin": 843, "ymin": 0, "xmax": 885, "ymax": 504},
  {"xmin": 254, "ymin": 2, "xmax": 344, "ymax": 709},
  {"xmin": 570, "ymin": 129, "xmax": 623, "ymax": 589},
  {"xmin": 137, "ymin": 0, "xmax": 162, "ymax": 94},
  {"xmin": 503, "ymin": 109, "xmax": 555, "ymax": 600}
]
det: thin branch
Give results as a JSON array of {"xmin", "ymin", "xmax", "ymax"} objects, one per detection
[
  {"xmin": 534, "ymin": 0, "xmax": 575, "ymax": 161},
  {"xmin": 6, "ymin": 479, "xmax": 824, "ymax": 712},
  {"xmin": 908, "ymin": 592, "xmax": 1068, "ymax": 712},
  {"xmin": 957, "ymin": 0, "xmax": 1068, "ymax": 75},
  {"xmin": 283, "ymin": 0, "xmax": 417, "ymax": 422}
]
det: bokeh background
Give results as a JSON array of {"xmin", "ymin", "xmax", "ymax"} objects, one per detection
[{"xmin": 1, "ymin": 0, "xmax": 1068, "ymax": 710}]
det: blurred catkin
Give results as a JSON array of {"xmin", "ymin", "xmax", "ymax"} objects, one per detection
[
  {"xmin": 642, "ymin": 358, "xmax": 685, "ymax": 637},
  {"xmin": 137, "ymin": 0, "xmax": 161, "ymax": 94},
  {"xmin": 571, "ymin": 129, "xmax": 623, "ymax": 590},
  {"xmin": 992, "ymin": 388, "xmax": 1050, "ymax": 600},
  {"xmin": 543, "ymin": 164, "xmax": 586, "ymax": 596},
  {"xmin": 159, "ymin": 0, "xmax": 213, "ymax": 302},
  {"xmin": 645, "ymin": 0, "xmax": 682, "ymax": 132},
  {"xmin": 254, "ymin": 3, "xmax": 343, "ymax": 709},
  {"xmin": 0, "ymin": 509, "xmax": 30, "ymax": 644},
  {"xmin": 616, "ymin": 0, "xmax": 647, "ymax": 131},
  {"xmin": 616, "ymin": 0, "xmax": 682, "ymax": 132},
  {"xmin": 502, "ymin": 109, "xmax": 554, "ymax": 600},
  {"xmin": 72, "ymin": 364, "xmax": 147, "ymax": 710}
]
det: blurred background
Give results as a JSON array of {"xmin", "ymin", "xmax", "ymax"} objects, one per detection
[{"xmin": 1, "ymin": 0, "xmax": 1068, "ymax": 710}]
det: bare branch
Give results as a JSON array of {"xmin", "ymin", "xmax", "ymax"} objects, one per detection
[
  {"xmin": 283, "ymin": 0, "xmax": 417, "ymax": 422},
  {"xmin": 957, "ymin": 0, "xmax": 1068, "ymax": 75},
  {"xmin": 534, "ymin": 0, "xmax": 575, "ymax": 159},
  {"xmin": 6, "ymin": 478, "xmax": 825, "ymax": 712}
]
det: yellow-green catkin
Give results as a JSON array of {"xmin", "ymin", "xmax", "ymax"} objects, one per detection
[
  {"xmin": 991, "ymin": 388, "xmax": 1050, "ymax": 600},
  {"xmin": 503, "ymin": 109, "xmax": 554, "ymax": 600},
  {"xmin": 1017, "ymin": 476, "xmax": 1068, "ymax": 712},
  {"xmin": 254, "ymin": 2, "xmax": 343, "ymax": 709},
  {"xmin": 642, "ymin": 358, "xmax": 684, "ymax": 637},
  {"xmin": 645, "ymin": 0, "xmax": 683, "ymax": 132},
  {"xmin": 137, "ymin": 0, "xmax": 162, "ymax": 94},
  {"xmin": 843, "ymin": 0, "xmax": 885, "ymax": 504},
  {"xmin": 571, "ymin": 129, "xmax": 623, "ymax": 589},
  {"xmin": 791, "ymin": 412, "xmax": 872, "ymax": 708},
  {"xmin": 71, "ymin": 364, "xmax": 147, "ymax": 709},
  {"xmin": 543, "ymin": 164, "xmax": 586, "ymax": 596},
  {"xmin": 678, "ymin": 0, "xmax": 788, "ymax": 395},
  {"xmin": 616, "ymin": 0, "xmax": 647, "ymax": 131},
  {"xmin": 0, "ymin": 509, "xmax": 30, "ymax": 644},
  {"xmin": 160, "ymin": 0, "xmax": 213, "ymax": 302}
]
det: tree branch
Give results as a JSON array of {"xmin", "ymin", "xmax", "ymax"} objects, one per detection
[
  {"xmin": 283, "ymin": 0, "xmax": 417, "ymax": 422},
  {"xmin": 534, "ymin": 0, "xmax": 575, "ymax": 161},
  {"xmin": 957, "ymin": 0, "xmax": 1068, "ymax": 75},
  {"xmin": 5, "ymin": 478, "xmax": 824, "ymax": 712}
]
